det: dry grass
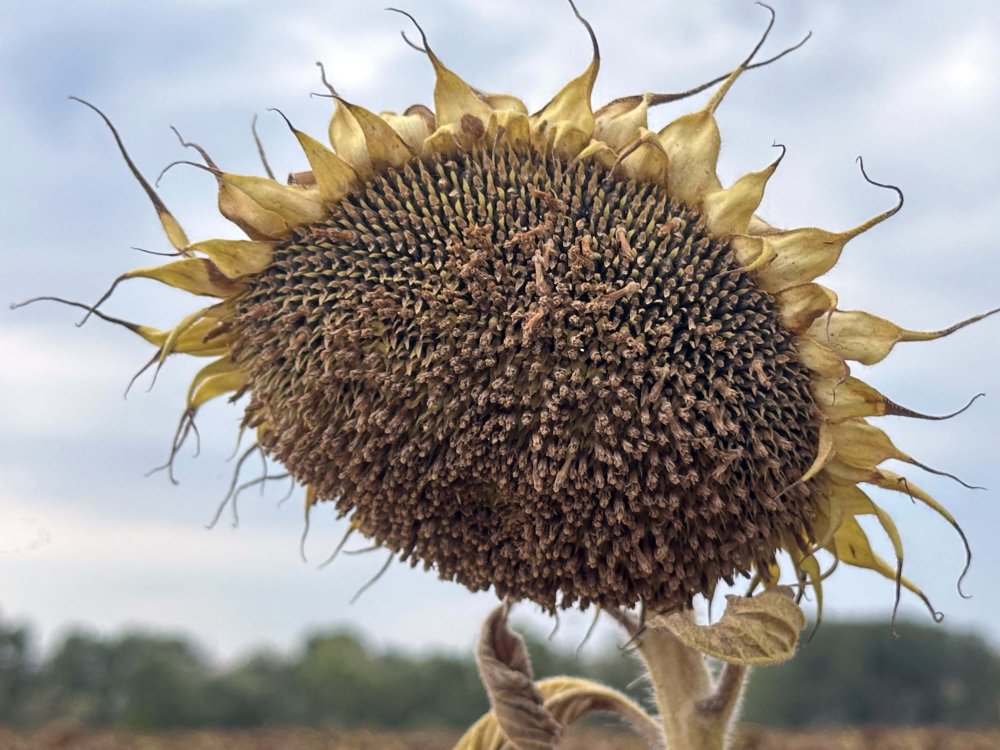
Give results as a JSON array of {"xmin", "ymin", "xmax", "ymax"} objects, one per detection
[{"xmin": 3, "ymin": 725, "xmax": 999, "ymax": 750}]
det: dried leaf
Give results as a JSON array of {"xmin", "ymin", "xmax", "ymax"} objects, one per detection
[
  {"xmin": 455, "ymin": 677, "xmax": 663, "ymax": 750},
  {"xmin": 473, "ymin": 604, "xmax": 560, "ymax": 750},
  {"xmin": 541, "ymin": 679, "xmax": 663, "ymax": 749},
  {"xmin": 455, "ymin": 606, "xmax": 664, "ymax": 750},
  {"xmin": 651, "ymin": 589, "xmax": 806, "ymax": 665}
]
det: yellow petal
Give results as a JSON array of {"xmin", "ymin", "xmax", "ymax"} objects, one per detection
[
  {"xmin": 338, "ymin": 100, "xmax": 415, "ymax": 171},
  {"xmin": 593, "ymin": 95, "xmax": 649, "ymax": 151},
  {"xmin": 328, "ymin": 101, "xmax": 372, "ymax": 178},
  {"xmin": 822, "ymin": 457, "xmax": 877, "ymax": 486},
  {"xmin": 828, "ymin": 518, "xmax": 894, "ymax": 582},
  {"xmin": 810, "ymin": 485, "xmax": 844, "ymax": 549},
  {"xmin": 305, "ymin": 484, "xmax": 319, "ymax": 510},
  {"xmin": 540, "ymin": 678, "xmax": 661, "ymax": 745},
  {"xmin": 218, "ymin": 181, "xmax": 291, "ymax": 240},
  {"xmin": 766, "ymin": 421, "xmax": 833, "ymax": 505},
  {"xmin": 452, "ymin": 711, "xmax": 504, "ymax": 750},
  {"xmin": 797, "ymin": 420, "xmax": 834, "ymax": 486},
  {"xmin": 434, "ymin": 64, "xmax": 493, "ymax": 127},
  {"xmin": 532, "ymin": 122, "xmax": 592, "ymax": 158},
  {"xmin": 380, "ymin": 106, "xmax": 434, "ymax": 151},
  {"xmin": 573, "ymin": 139, "xmax": 618, "ymax": 169},
  {"xmin": 746, "ymin": 214, "xmax": 780, "ymax": 236},
  {"xmin": 829, "ymin": 419, "xmax": 966, "ymax": 485},
  {"xmin": 71, "ymin": 97, "xmax": 191, "ymax": 252},
  {"xmin": 156, "ymin": 305, "xmax": 221, "ymax": 367},
  {"xmin": 753, "ymin": 227, "xmax": 842, "ymax": 292},
  {"xmin": 830, "ymin": 418, "xmax": 901, "ymax": 469},
  {"xmin": 702, "ymin": 150, "xmax": 783, "ymax": 236},
  {"xmin": 288, "ymin": 128, "xmax": 359, "ymax": 205},
  {"xmin": 656, "ymin": 111, "xmax": 722, "ymax": 205},
  {"xmin": 807, "ymin": 308, "xmax": 1000, "ymax": 366},
  {"xmin": 871, "ymin": 470, "xmax": 961, "ymax": 532},
  {"xmin": 691, "ymin": 4, "xmax": 790, "ymax": 118},
  {"xmin": 755, "ymin": 197, "xmax": 903, "ymax": 292},
  {"xmin": 186, "ymin": 357, "xmax": 246, "ymax": 409},
  {"xmin": 481, "ymin": 93, "xmax": 528, "ymax": 114},
  {"xmin": 455, "ymin": 676, "xmax": 659, "ymax": 750},
  {"xmin": 390, "ymin": 16, "xmax": 492, "ymax": 130},
  {"xmin": 795, "ymin": 552, "xmax": 825, "ymax": 633},
  {"xmin": 83, "ymin": 313, "xmax": 226, "ymax": 358},
  {"xmin": 530, "ymin": 3, "xmax": 599, "ymax": 139},
  {"xmin": 827, "ymin": 516, "xmax": 936, "ymax": 617},
  {"xmin": 132, "ymin": 316, "xmax": 229, "ymax": 357},
  {"xmin": 870, "ymin": 469, "xmax": 972, "ymax": 595},
  {"xmin": 421, "ymin": 126, "xmax": 465, "ymax": 157},
  {"xmin": 221, "ymin": 173, "xmax": 324, "ymax": 225},
  {"xmin": 729, "ymin": 235, "xmax": 776, "ymax": 273},
  {"xmin": 113, "ymin": 258, "xmax": 242, "ymax": 300},
  {"xmin": 830, "ymin": 482, "xmax": 904, "ymax": 570},
  {"xmin": 774, "ymin": 283, "xmax": 838, "ymax": 334},
  {"xmin": 158, "ymin": 212, "xmax": 190, "ymax": 255},
  {"xmin": 795, "ymin": 337, "xmax": 850, "ymax": 381},
  {"xmin": 812, "ymin": 376, "xmax": 887, "ymax": 422},
  {"xmin": 618, "ymin": 130, "xmax": 668, "ymax": 186},
  {"xmin": 817, "ymin": 377, "xmax": 981, "ymax": 426},
  {"xmin": 190, "ymin": 239, "xmax": 275, "ymax": 279},
  {"xmin": 703, "ymin": 61, "xmax": 747, "ymax": 116},
  {"xmin": 485, "ymin": 109, "xmax": 531, "ymax": 151}
]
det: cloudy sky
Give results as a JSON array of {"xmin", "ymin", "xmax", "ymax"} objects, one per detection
[{"xmin": 2, "ymin": 0, "xmax": 999, "ymax": 663}]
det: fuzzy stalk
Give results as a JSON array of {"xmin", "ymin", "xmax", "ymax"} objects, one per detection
[{"xmin": 614, "ymin": 610, "xmax": 749, "ymax": 750}]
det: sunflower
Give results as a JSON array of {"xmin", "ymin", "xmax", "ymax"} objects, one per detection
[{"xmin": 26, "ymin": 2, "xmax": 994, "ymax": 624}]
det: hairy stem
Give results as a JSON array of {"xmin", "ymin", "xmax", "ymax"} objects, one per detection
[{"xmin": 614, "ymin": 610, "xmax": 750, "ymax": 750}]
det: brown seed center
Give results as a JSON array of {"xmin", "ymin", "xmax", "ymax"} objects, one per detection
[{"xmin": 231, "ymin": 144, "xmax": 820, "ymax": 611}]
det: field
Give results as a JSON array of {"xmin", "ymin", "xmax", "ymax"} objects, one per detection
[{"xmin": 4, "ymin": 725, "xmax": 1000, "ymax": 750}]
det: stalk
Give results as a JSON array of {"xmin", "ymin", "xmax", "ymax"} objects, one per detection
[{"xmin": 616, "ymin": 610, "xmax": 749, "ymax": 750}]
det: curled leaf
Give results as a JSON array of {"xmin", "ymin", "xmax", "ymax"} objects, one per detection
[
  {"xmin": 474, "ymin": 603, "xmax": 561, "ymax": 750},
  {"xmin": 650, "ymin": 589, "xmax": 806, "ymax": 665},
  {"xmin": 542, "ymin": 679, "xmax": 664, "ymax": 749},
  {"xmin": 455, "ymin": 677, "xmax": 663, "ymax": 750},
  {"xmin": 455, "ymin": 606, "xmax": 664, "ymax": 750}
]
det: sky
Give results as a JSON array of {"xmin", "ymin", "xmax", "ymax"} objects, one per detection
[{"xmin": 1, "ymin": 0, "xmax": 999, "ymax": 664}]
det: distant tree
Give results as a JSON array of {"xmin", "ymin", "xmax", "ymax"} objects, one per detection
[
  {"xmin": 2, "ymin": 610, "xmax": 997, "ymax": 731},
  {"xmin": 208, "ymin": 650, "xmax": 307, "ymax": 726},
  {"xmin": 16, "ymin": 628, "xmax": 213, "ymax": 729},
  {"xmin": 742, "ymin": 620, "xmax": 1000, "ymax": 727},
  {"xmin": 27, "ymin": 631, "xmax": 113, "ymax": 725},
  {"xmin": 375, "ymin": 651, "xmax": 487, "ymax": 728},
  {"xmin": 0, "ymin": 617, "xmax": 34, "ymax": 724},
  {"xmin": 297, "ymin": 631, "xmax": 385, "ymax": 726},
  {"xmin": 111, "ymin": 634, "xmax": 211, "ymax": 729}
]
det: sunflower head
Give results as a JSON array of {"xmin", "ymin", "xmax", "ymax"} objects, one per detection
[{"xmin": 28, "ymin": 2, "xmax": 995, "ymax": 620}]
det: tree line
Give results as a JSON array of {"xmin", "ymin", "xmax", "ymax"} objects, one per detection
[{"xmin": 0, "ymin": 612, "xmax": 997, "ymax": 729}]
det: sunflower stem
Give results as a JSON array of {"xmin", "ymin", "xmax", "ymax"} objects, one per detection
[{"xmin": 622, "ymin": 610, "xmax": 749, "ymax": 750}]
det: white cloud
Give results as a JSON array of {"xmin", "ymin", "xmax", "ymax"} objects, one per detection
[{"xmin": 0, "ymin": 326, "xmax": 141, "ymax": 436}]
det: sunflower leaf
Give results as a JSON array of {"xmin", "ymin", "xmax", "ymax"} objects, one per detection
[
  {"xmin": 650, "ymin": 589, "xmax": 806, "ymax": 665},
  {"xmin": 471, "ymin": 604, "xmax": 561, "ymax": 750}
]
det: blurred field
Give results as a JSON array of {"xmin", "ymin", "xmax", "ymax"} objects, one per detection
[{"xmin": 3, "ymin": 725, "xmax": 1000, "ymax": 750}]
